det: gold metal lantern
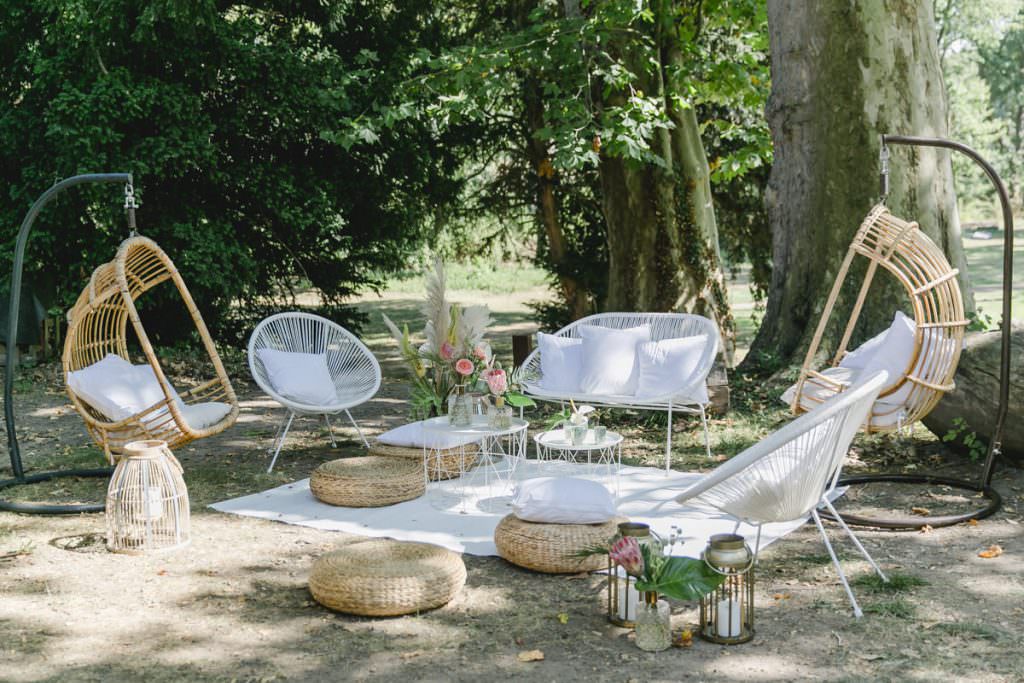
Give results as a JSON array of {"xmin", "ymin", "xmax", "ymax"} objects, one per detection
[
  {"xmin": 607, "ymin": 522, "xmax": 653, "ymax": 627},
  {"xmin": 106, "ymin": 440, "xmax": 190, "ymax": 554},
  {"xmin": 699, "ymin": 533, "xmax": 754, "ymax": 644}
]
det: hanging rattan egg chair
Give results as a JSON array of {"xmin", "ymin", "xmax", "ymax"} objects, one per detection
[
  {"xmin": 790, "ymin": 203, "xmax": 968, "ymax": 432},
  {"xmin": 62, "ymin": 235, "xmax": 239, "ymax": 462}
]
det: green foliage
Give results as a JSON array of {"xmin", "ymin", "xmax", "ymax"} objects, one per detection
[
  {"xmin": 0, "ymin": 1, "xmax": 470, "ymax": 344},
  {"xmin": 942, "ymin": 417, "xmax": 988, "ymax": 461},
  {"xmin": 851, "ymin": 572, "xmax": 929, "ymax": 594}
]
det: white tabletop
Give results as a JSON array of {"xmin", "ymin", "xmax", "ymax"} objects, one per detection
[
  {"xmin": 535, "ymin": 428, "xmax": 623, "ymax": 451},
  {"xmin": 421, "ymin": 415, "xmax": 529, "ymax": 438}
]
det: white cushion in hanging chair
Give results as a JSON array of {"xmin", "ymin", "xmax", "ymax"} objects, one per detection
[
  {"xmin": 180, "ymin": 401, "xmax": 233, "ymax": 430},
  {"xmin": 67, "ymin": 354, "xmax": 184, "ymax": 422}
]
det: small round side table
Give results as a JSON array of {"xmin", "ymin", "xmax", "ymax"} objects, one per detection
[{"xmin": 534, "ymin": 428, "xmax": 623, "ymax": 494}]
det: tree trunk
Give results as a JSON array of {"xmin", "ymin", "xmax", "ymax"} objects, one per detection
[
  {"xmin": 599, "ymin": 6, "xmax": 734, "ymax": 361},
  {"xmin": 750, "ymin": 0, "xmax": 974, "ymax": 367},
  {"xmin": 923, "ymin": 325, "xmax": 1024, "ymax": 464},
  {"xmin": 522, "ymin": 80, "xmax": 590, "ymax": 321}
]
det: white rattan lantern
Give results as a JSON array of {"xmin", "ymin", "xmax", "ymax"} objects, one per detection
[{"xmin": 106, "ymin": 440, "xmax": 190, "ymax": 554}]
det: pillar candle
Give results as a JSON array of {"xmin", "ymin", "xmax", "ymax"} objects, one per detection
[{"xmin": 716, "ymin": 598, "xmax": 742, "ymax": 638}]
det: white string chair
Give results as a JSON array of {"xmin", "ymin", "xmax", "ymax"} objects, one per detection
[
  {"xmin": 248, "ymin": 312, "xmax": 381, "ymax": 472},
  {"xmin": 668, "ymin": 371, "xmax": 890, "ymax": 617},
  {"xmin": 520, "ymin": 312, "xmax": 720, "ymax": 471},
  {"xmin": 63, "ymin": 236, "xmax": 239, "ymax": 463},
  {"xmin": 791, "ymin": 204, "xmax": 967, "ymax": 431}
]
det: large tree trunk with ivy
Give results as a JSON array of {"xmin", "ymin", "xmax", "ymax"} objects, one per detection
[
  {"xmin": 749, "ymin": 0, "xmax": 974, "ymax": 367},
  {"xmin": 598, "ymin": 8, "xmax": 734, "ymax": 360}
]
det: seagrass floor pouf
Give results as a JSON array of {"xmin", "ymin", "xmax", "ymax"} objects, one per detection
[
  {"xmin": 309, "ymin": 539, "xmax": 466, "ymax": 616},
  {"xmin": 369, "ymin": 440, "xmax": 480, "ymax": 481},
  {"xmin": 493, "ymin": 514, "xmax": 629, "ymax": 574},
  {"xmin": 310, "ymin": 456, "xmax": 424, "ymax": 507}
]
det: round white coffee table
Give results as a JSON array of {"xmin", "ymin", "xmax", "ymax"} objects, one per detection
[{"xmin": 534, "ymin": 428, "xmax": 623, "ymax": 492}]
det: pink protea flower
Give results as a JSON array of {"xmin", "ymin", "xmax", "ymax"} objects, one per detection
[
  {"xmin": 485, "ymin": 368, "xmax": 508, "ymax": 396},
  {"xmin": 455, "ymin": 358, "xmax": 474, "ymax": 376},
  {"xmin": 473, "ymin": 342, "xmax": 492, "ymax": 362},
  {"xmin": 608, "ymin": 536, "xmax": 644, "ymax": 578},
  {"xmin": 439, "ymin": 341, "xmax": 456, "ymax": 361}
]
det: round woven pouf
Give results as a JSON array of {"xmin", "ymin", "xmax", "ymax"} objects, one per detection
[
  {"xmin": 369, "ymin": 440, "xmax": 479, "ymax": 481},
  {"xmin": 494, "ymin": 514, "xmax": 629, "ymax": 574},
  {"xmin": 309, "ymin": 539, "xmax": 466, "ymax": 616},
  {"xmin": 310, "ymin": 456, "xmax": 424, "ymax": 507}
]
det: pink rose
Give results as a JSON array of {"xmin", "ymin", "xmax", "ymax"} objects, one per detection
[
  {"xmin": 455, "ymin": 358, "xmax": 474, "ymax": 376},
  {"xmin": 608, "ymin": 536, "xmax": 644, "ymax": 578},
  {"xmin": 439, "ymin": 341, "xmax": 456, "ymax": 361},
  {"xmin": 473, "ymin": 343, "xmax": 491, "ymax": 362},
  {"xmin": 485, "ymin": 368, "xmax": 507, "ymax": 396}
]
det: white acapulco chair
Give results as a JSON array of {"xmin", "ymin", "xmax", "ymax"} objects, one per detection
[
  {"xmin": 667, "ymin": 371, "xmax": 890, "ymax": 617},
  {"xmin": 520, "ymin": 312, "xmax": 720, "ymax": 472},
  {"xmin": 248, "ymin": 312, "xmax": 382, "ymax": 472}
]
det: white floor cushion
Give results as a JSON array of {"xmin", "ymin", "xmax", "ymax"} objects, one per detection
[
  {"xmin": 576, "ymin": 324, "xmax": 650, "ymax": 396},
  {"xmin": 634, "ymin": 335, "xmax": 710, "ymax": 401},
  {"xmin": 256, "ymin": 348, "xmax": 339, "ymax": 406},
  {"xmin": 536, "ymin": 332, "xmax": 583, "ymax": 393},
  {"xmin": 512, "ymin": 477, "xmax": 617, "ymax": 524},
  {"xmin": 377, "ymin": 421, "xmax": 482, "ymax": 450}
]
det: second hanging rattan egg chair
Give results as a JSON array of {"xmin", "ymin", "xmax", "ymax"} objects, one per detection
[
  {"xmin": 790, "ymin": 203, "xmax": 968, "ymax": 432},
  {"xmin": 63, "ymin": 235, "xmax": 239, "ymax": 462}
]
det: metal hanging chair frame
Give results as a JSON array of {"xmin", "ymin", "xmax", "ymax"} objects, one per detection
[{"xmin": 62, "ymin": 235, "xmax": 240, "ymax": 463}]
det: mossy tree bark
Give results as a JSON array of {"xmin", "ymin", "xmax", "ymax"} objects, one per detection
[
  {"xmin": 597, "ymin": 4, "xmax": 734, "ymax": 360},
  {"xmin": 749, "ymin": 0, "xmax": 974, "ymax": 367}
]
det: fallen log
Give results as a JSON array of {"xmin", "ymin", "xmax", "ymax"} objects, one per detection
[{"xmin": 923, "ymin": 324, "xmax": 1024, "ymax": 465}]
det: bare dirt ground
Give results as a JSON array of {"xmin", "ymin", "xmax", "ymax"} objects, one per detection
[{"xmin": 1, "ymin": 289, "xmax": 1022, "ymax": 682}]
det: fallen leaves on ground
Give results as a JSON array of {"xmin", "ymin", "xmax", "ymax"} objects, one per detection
[
  {"xmin": 517, "ymin": 650, "xmax": 544, "ymax": 663},
  {"xmin": 911, "ymin": 507, "xmax": 930, "ymax": 516},
  {"xmin": 556, "ymin": 613, "xmax": 569, "ymax": 624},
  {"xmin": 918, "ymin": 525, "xmax": 934, "ymax": 534},
  {"xmin": 978, "ymin": 544, "xmax": 1003, "ymax": 559},
  {"xmin": 672, "ymin": 629, "xmax": 693, "ymax": 648},
  {"xmin": 966, "ymin": 519, "xmax": 979, "ymax": 526},
  {"xmin": 773, "ymin": 593, "xmax": 792, "ymax": 600}
]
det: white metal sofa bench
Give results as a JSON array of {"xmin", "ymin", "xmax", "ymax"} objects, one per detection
[{"xmin": 520, "ymin": 312, "xmax": 720, "ymax": 472}]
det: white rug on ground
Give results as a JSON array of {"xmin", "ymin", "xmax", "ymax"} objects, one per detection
[{"xmin": 210, "ymin": 460, "xmax": 816, "ymax": 557}]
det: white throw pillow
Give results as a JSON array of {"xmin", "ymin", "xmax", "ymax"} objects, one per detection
[
  {"xmin": 512, "ymin": 477, "xmax": 617, "ymax": 524},
  {"xmin": 857, "ymin": 311, "xmax": 916, "ymax": 395},
  {"xmin": 839, "ymin": 328, "xmax": 888, "ymax": 370},
  {"xmin": 377, "ymin": 420, "xmax": 482, "ymax": 449},
  {"xmin": 576, "ymin": 324, "xmax": 651, "ymax": 396},
  {"xmin": 536, "ymin": 332, "xmax": 584, "ymax": 393},
  {"xmin": 67, "ymin": 355, "xmax": 182, "ymax": 422},
  {"xmin": 256, "ymin": 348, "xmax": 339, "ymax": 406},
  {"xmin": 634, "ymin": 335, "xmax": 710, "ymax": 401},
  {"xmin": 181, "ymin": 402, "xmax": 232, "ymax": 430}
]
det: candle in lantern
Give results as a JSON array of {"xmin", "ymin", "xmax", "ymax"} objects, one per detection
[
  {"xmin": 716, "ymin": 598, "xmax": 742, "ymax": 638},
  {"xmin": 616, "ymin": 568, "xmax": 641, "ymax": 622}
]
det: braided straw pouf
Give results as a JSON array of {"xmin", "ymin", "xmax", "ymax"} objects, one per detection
[
  {"xmin": 309, "ymin": 539, "xmax": 466, "ymax": 616},
  {"xmin": 310, "ymin": 456, "xmax": 424, "ymax": 507},
  {"xmin": 369, "ymin": 440, "xmax": 479, "ymax": 481},
  {"xmin": 494, "ymin": 514, "xmax": 628, "ymax": 574}
]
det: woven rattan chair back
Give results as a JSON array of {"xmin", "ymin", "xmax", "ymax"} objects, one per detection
[
  {"xmin": 792, "ymin": 204, "xmax": 967, "ymax": 432},
  {"xmin": 63, "ymin": 236, "xmax": 239, "ymax": 461}
]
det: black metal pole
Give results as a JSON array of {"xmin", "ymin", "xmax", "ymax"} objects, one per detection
[
  {"xmin": 2, "ymin": 173, "xmax": 130, "ymax": 514},
  {"xmin": 824, "ymin": 135, "xmax": 1012, "ymax": 529},
  {"xmin": 881, "ymin": 135, "xmax": 1013, "ymax": 488}
]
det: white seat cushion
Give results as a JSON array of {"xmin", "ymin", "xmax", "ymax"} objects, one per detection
[
  {"xmin": 634, "ymin": 335, "xmax": 710, "ymax": 401},
  {"xmin": 780, "ymin": 366, "xmax": 859, "ymax": 411},
  {"xmin": 576, "ymin": 324, "xmax": 650, "ymax": 396},
  {"xmin": 536, "ymin": 332, "xmax": 583, "ymax": 393},
  {"xmin": 256, "ymin": 348, "xmax": 339, "ymax": 406},
  {"xmin": 512, "ymin": 477, "xmax": 617, "ymax": 524},
  {"xmin": 377, "ymin": 421, "xmax": 482, "ymax": 450},
  {"xmin": 181, "ymin": 402, "xmax": 232, "ymax": 430},
  {"xmin": 856, "ymin": 311, "xmax": 916, "ymax": 396}
]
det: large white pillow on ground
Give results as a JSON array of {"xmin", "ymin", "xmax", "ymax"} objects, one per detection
[
  {"xmin": 67, "ymin": 355, "xmax": 183, "ymax": 422},
  {"xmin": 377, "ymin": 421, "xmax": 483, "ymax": 449},
  {"xmin": 256, "ymin": 348, "xmax": 339, "ymax": 406},
  {"xmin": 576, "ymin": 324, "xmax": 651, "ymax": 396},
  {"xmin": 536, "ymin": 332, "xmax": 584, "ymax": 393},
  {"xmin": 512, "ymin": 477, "xmax": 617, "ymax": 524},
  {"xmin": 634, "ymin": 335, "xmax": 710, "ymax": 402}
]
